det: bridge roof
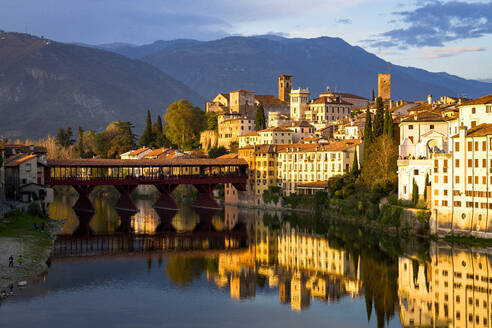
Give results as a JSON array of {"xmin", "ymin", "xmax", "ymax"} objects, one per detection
[{"xmin": 47, "ymin": 158, "xmax": 248, "ymax": 167}]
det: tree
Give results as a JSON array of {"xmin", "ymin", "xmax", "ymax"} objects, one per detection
[
  {"xmin": 151, "ymin": 115, "xmax": 171, "ymax": 148},
  {"xmin": 102, "ymin": 121, "xmax": 136, "ymax": 158},
  {"xmin": 255, "ymin": 105, "xmax": 266, "ymax": 131},
  {"xmin": 77, "ymin": 126, "xmax": 86, "ymax": 158},
  {"xmin": 363, "ymin": 108, "xmax": 374, "ymax": 162},
  {"xmin": 386, "ymin": 110, "xmax": 394, "ymax": 139},
  {"xmin": 423, "ymin": 173, "xmax": 430, "ymax": 202},
  {"xmin": 208, "ymin": 146, "xmax": 228, "ymax": 158},
  {"xmin": 363, "ymin": 135, "xmax": 398, "ymax": 190},
  {"xmin": 412, "ymin": 178, "xmax": 419, "ymax": 205},
  {"xmin": 351, "ymin": 148, "xmax": 360, "ymax": 177},
  {"xmin": 204, "ymin": 112, "xmax": 218, "ymax": 132},
  {"xmin": 164, "ymin": 100, "xmax": 205, "ymax": 150},
  {"xmin": 56, "ymin": 127, "xmax": 74, "ymax": 147},
  {"xmin": 373, "ymin": 97, "xmax": 384, "ymax": 138},
  {"xmin": 372, "ymin": 88, "xmax": 375, "ymax": 101},
  {"xmin": 139, "ymin": 110, "xmax": 154, "ymax": 147}
]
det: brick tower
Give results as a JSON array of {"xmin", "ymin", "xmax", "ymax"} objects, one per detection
[{"xmin": 278, "ymin": 74, "xmax": 293, "ymax": 103}]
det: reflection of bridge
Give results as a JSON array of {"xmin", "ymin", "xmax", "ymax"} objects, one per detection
[
  {"xmin": 46, "ymin": 158, "xmax": 248, "ymax": 210},
  {"xmin": 53, "ymin": 230, "xmax": 248, "ymax": 259}
]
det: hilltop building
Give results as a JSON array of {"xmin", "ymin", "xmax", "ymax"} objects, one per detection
[{"xmin": 378, "ymin": 73, "xmax": 391, "ymax": 101}]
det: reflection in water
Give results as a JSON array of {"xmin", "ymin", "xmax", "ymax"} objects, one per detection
[
  {"xmin": 399, "ymin": 244, "xmax": 492, "ymax": 327},
  {"xmin": 16, "ymin": 195, "xmax": 492, "ymax": 328}
]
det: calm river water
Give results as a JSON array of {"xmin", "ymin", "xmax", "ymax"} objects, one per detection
[{"xmin": 0, "ymin": 194, "xmax": 490, "ymax": 328}]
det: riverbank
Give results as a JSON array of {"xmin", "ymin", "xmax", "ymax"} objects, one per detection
[{"xmin": 0, "ymin": 209, "xmax": 55, "ymax": 293}]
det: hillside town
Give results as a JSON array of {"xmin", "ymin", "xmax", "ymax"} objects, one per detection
[{"xmin": 1, "ymin": 72, "xmax": 492, "ymax": 237}]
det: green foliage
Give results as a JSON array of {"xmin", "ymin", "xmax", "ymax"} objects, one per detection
[
  {"xmin": 27, "ymin": 202, "xmax": 45, "ymax": 218},
  {"xmin": 384, "ymin": 109, "xmax": 394, "ymax": 138},
  {"xmin": 263, "ymin": 186, "xmax": 281, "ymax": 205},
  {"xmin": 423, "ymin": 173, "xmax": 430, "ymax": 202},
  {"xmin": 164, "ymin": 100, "xmax": 205, "ymax": 150},
  {"xmin": 372, "ymin": 88, "xmax": 375, "ymax": 101},
  {"xmin": 87, "ymin": 121, "xmax": 136, "ymax": 158},
  {"xmin": 255, "ymin": 105, "xmax": 266, "ymax": 131},
  {"xmin": 204, "ymin": 111, "xmax": 218, "ymax": 132},
  {"xmin": 139, "ymin": 110, "xmax": 154, "ymax": 147},
  {"xmin": 56, "ymin": 126, "xmax": 74, "ymax": 147},
  {"xmin": 412, "ymin": 178, "xmax": 419, "ymax": 205},
  {"xmin": 229, "ymin": 141, "xmax": 239, "ymax": 152},
  {"xmin": 387, "ymin": 195, "xmax": 399, "ymax": 206},
  {"xmin": 444, "ymin": 235, "xmax": 492, "ymax": 247},
  {"xmin": 380, "ymin": 204, "xmax": 403, "ymax": 229},
  {"xmin": 262, "ymin": 213, "xmax": 281, "ymax": 229},
  {"xmin": 208, "ymin": 146, "xmax": 228, "ymax": 159},
  {"xmin": 351, "ymin": 149, "xmax": 360, "ymax": 177},
  {"xmin": 373, "ymin": 97, "xmax": 384, "ymax": 137},
  {"xmin": 363, "ymin": 108, "xmax": 373, "ymax": 162}
]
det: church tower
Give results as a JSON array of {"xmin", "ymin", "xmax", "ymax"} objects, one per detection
[{"xmin": 278, "ymin": 74, "xmax": 293, "ymax": 103}]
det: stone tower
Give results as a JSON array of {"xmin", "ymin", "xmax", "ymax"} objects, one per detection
[
  {"xmin": 278, "ymin": 74, "xmax": 293, "ymax": 102},
  {"xmin": 378, "ymin": 73, "xmax": 391, "ymax": 101}
]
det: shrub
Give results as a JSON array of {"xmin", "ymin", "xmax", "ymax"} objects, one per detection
[
  {"xmin": 27, "ymin": 203, "xmax": 44, "ymax": 217},
  {"xmin": 415, "ymin": 199, "xmax": 427, "ymax": 209},
  {"xmin": 387, "ymin": 195, "xmax": 399, "ymax": 206}
]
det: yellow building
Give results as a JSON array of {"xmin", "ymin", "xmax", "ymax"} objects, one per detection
[
  {"xmin": 277, "ymin": 140, "xmax": 362, "ymax": 195},
  {"xmin": 239, "ymin": 127, "xmax": 293, "ymax": 148},
  {"xmin": 217, "ymin": 116, "xmax": 255, "ymax": 149}
]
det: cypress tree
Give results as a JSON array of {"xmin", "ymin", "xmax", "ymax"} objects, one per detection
[
  {"xmin": 351, "ymin": 148, "xmax": 360, "ymax": 177},
  {"xmin": 255, "ymin": 105, "xmax": 266, "ymax": 131},
  {"xmin": 373, "ymin": 97, "xmax": 384, "ymax": 137},
  {"xmin": 383, "ymin": 109, "xmax": 389, "ymax": 136},
  {"xmin": 372, "ymin": 88, "xmax": 375, "ymax": 102},
  {"xmin": 363, "ymin": 108, "xmax": 374, "ymax": 162},
  {"xmin": 386, "ymin": 110, "xmax": 394, "ymax": 139},
  {"xmin": 423, "ymin": 173, "xmax": 429, "ymax": 202},
  {"xmin": 139, "ymin": 110, "xmax": 154, "ymax": 146},
  {"xmin": 412, "ymin": 178, "xmax": 419, "ymax": 205}
]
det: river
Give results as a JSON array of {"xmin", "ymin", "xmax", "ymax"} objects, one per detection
[{"xmin": 0, "ymin": 194, "xmax": 490, "ymax": 327}]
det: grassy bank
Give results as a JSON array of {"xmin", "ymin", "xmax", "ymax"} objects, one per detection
[
  {"xmin": 0, "ymin": 207, "xmax": 54, "ymax": 292},
  {"xmin": 443, "ymin": 235, "xmax": 492, "ymax": 248}
]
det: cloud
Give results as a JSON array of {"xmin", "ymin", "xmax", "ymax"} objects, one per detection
[
  {"xmin": 335, "ymin": 18, "xmax": 352, "ymax": 24},
  {"xmin": 0, "ymin": 0, "xmax": 366, "ymax": 44},
  {"xmin": 367, "ymin": 1, "xmax": 492, "ymax": 48},
  {"xmin": 421, "ymin": 46, "xmax": 486, "ymax": 59}
]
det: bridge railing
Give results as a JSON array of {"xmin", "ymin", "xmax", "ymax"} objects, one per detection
[{"xmin": 45, "ymin": 164, "xmax": 248, "ymax": 185}]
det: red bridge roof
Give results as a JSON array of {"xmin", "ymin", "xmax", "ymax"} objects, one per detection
[{"xmin": 47, "ymin": 158, "xmax": 248, "ymax": 167}]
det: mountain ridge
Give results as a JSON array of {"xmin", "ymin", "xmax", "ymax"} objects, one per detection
[
  {"xmin": 98, "ymin": 35, "xmax": 491, "ymax": 101},
  {"xmin": 0, "ymin": 32, "xmax": 205, "ymax": 138}
]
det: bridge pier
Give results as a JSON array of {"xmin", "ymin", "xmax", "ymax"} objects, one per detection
[
  {"xmin": 115, "ymin": 208, "xmax": 136, "ymax": 233},
  {"xmin": 114, "ymin": 185, "xmax": 138, "ymax": 211},
  {"xmin": 153, "ymin": 184, "xmax": 179, "ymax": 210},
  {"xmin": 154, "ymin": 208, "xmax": 178, "ymax": 232},
  {"xmin": 72, "ymin": 185, "xmax": 95, "ymax": 211},
  {"xmin": 72, "ymin": 207, "xmax": 95, "ymax": 236},
  {"xmin": 193, "ymin": 184, "xmax": 221, "ymax": 210}
]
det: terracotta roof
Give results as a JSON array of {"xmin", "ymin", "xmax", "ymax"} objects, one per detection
[
  {"xmin": 217, "ymin": 153, "xmax": 238, "ymax": 159},
  {"xmin": 460, "ymin": 94, "xmax": 492, "ymax": 106},
  {"xmin": 310, "ymin": 96, "xmax": 353, "ymax": 105},
  {"xmin": 47, "ymin": 158, "xmax": 248, "ymax": 167},
  {"xmin": 5, "ymin": 154, "xmax": 37, "ymax": 167},
  {"xmin": 230, "ymin": 89, "xmax": 254, "ymax": 93},
  {"xmin": 330, "ymin": 92, "xmax": 368, "ymax": 100},
  {"xmin": 277, "ymin": 139, "xmax": 361, "ymax": 153},
  {"xmin": 255, "ymin": 95, "xmax": 288, "ymax": 106},
  {"xmin": 400, "ymin": 111, "xmax": 446, "ymax": 123},
  {"xmin": 463, "ymin": 123, "xmax": 492, "ymax": 138},
  {"xmin": 240, "ymin": 131, "xmax": 259, "ymax": 137},
  {"xmin": 0, "ymin": 143, "xmax": 47, "ymax": 154},
  {"xmin": 258, "ymin": 127, "xmax": 292, "ymax": 133},
  {"xmin": 129, "ymin": 147, "xmax": 150, "ymax": 156},
  {"xmin": 281, "ymin": 121, "xmax": 315, "ymax": 128},
  {"xmin": 296, "ymin": 181, "xmax": 329, "ymax": 188}
]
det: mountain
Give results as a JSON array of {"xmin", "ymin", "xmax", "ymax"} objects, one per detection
[
  {"xmin": 0, "ymin": 32, "xmax": 205, "ymax": 139},
  {"xmin": 93, "ymin": 39, "xmax": 201, "ymax": 59},
  {"xmin": 104, "ymin": 35, "xmax": 491, "ymax": 101}
]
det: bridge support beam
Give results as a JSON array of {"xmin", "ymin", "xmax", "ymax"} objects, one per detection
[
  {"xmin": 114, "ymin": 185, "xmax": 138, "ymax": 211},
  {"xmin": 192, "ymin": 184, "xmax": 221, "ymax": 210},
  {"xmin": 72, "ymin": 185, "xmax": 95, "ymax": 211},
  {"xmin": 153, "ymin": 184, "xmax": 179, "ymax": 210}
]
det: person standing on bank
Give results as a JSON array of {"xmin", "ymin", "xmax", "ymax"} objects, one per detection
[
  {"xmin": 17, "ymin": 255, "xmax": 23, "ymax": 267},
  {"xmin": 8, "ymin": 255, "xmax": 14, "ymax": 267}
]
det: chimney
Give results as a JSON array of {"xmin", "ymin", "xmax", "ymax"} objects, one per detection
[{"xmin": 427, "ymin": 94, "xmax": 432, "ymax": 105}]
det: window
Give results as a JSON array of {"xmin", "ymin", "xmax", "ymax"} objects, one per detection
[
  {"xmin": 472, "ymin": 107, "xmax": 476, "ymax": 114},
  {"xmin": 414, "ymin": 169, "xmax": 419, "ymax": 175},
  {"xmin": 25, "ymin": 163, "xmax": 31, "ymax": 172},
  {"xmin": 468, "ymin": 141, "xmax": 473, "ymax": 151},
  {"xmin": 409, "ymin": 125, "xmax": 414, "ymax": 130},
  {"xmin": 455, "ymin": 142, "xmax": 460, "ymax": 152},
  {"xmin": 430, "ymin": 124, "xmax": 434, "ymax": 129},
  {"xmin": 456, "ymin": 176, "xmax": 460, "ymax": 183},
  {"xmin": 455, "ymin": 159, "xmax": 460, "ymax": 168},
  {"xmin": 472, "ymin": 121, "xmax": 477, "ymax": 128}
]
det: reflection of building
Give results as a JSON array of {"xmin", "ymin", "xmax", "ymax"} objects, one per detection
[
  {"xmin": 398, "ymin": 243, "xmax": 492, "ymax": 327},
  {"xmin": 291, "ymin": 271, "xmax": 310, "ymax": 311}
]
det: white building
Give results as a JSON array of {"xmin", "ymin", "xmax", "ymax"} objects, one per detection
[{"xmin": 290, "ymin": 88, "xmax": 310, "ymax": 121}]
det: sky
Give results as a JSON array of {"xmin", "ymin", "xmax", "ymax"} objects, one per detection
[{"xmin": 1, "ymin": 0, "xmax": 491, "ymax": 80}]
